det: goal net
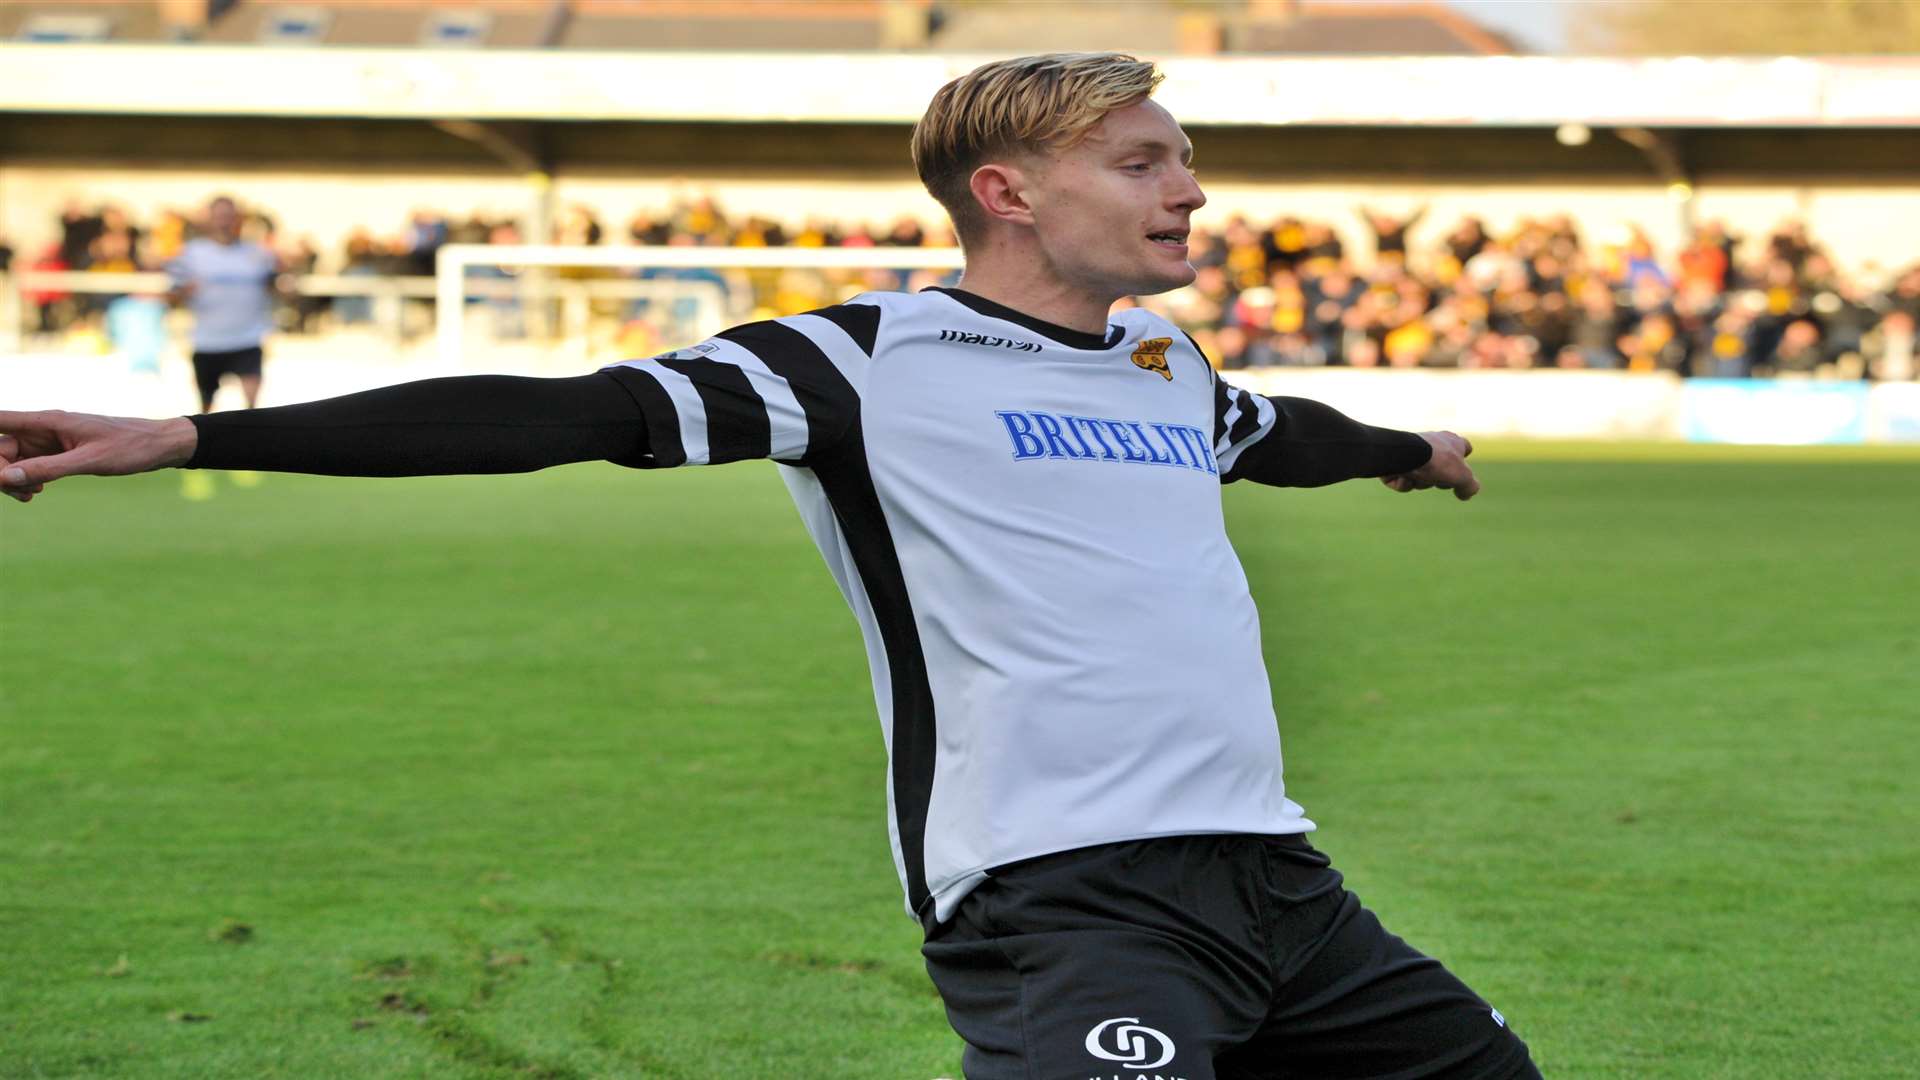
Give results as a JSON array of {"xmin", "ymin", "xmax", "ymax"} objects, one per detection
[{"xmin": 433, "ymin": 243, "xmax": 966, "ymax": 372}]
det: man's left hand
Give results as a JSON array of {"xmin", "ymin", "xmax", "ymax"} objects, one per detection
[{"xmin": 1381, "ymin": 431, "xmax": 1479, "ymax": 501}]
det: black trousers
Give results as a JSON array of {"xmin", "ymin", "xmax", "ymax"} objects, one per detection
[{"xmin": 922, "ymin": 834, "xmax": 1539, "ymax": 1080}]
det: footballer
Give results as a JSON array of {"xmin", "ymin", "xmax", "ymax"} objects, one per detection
[{"xmin": 2, "ymin": 53, "xmax": 1535, "ymax": 1080}]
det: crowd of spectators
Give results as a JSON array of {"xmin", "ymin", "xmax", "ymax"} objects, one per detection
[
  {"xmin": 1155, "ymin": 209, "xmax": 1917, "ymax": 382},
  {"xmin": 8, "ymin": 195, "xmax": 1916, "ymax": 381}
]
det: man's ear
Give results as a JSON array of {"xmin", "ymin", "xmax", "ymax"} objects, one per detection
[{"xmin": 969, "ymin": 162, "xmax": 1037, "ymax": 230}]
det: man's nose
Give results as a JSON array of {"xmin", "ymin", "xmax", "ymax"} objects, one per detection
[{"xmin": 1169, "ymin": 169, "xmax": 1206, "ymax": 213}]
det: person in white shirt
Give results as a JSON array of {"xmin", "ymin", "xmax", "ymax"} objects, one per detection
[
  {"xmin": 164, "ymin": 195, "xmax": 286, "ymax": 497},
  {"xmin": 166, "ymin": 195, "xmax": 284, "ymax": 415}
]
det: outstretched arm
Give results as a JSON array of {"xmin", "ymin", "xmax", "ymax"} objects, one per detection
[
  {"xmin": 0, "ymin": 372, "xmax": 652, "ymax": 503},
  {"xmin": 1214, "ymin": 389, "xmax": 1479, "ymax": 500}
]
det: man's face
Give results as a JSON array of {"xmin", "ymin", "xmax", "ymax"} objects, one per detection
[
  {"xmin": 1017, "ymin": 99, "xmax": 1206, "ymax": 300},
  {"xmin": 208, "ymin": 200, "xmax": 240, "ymax": 241}
]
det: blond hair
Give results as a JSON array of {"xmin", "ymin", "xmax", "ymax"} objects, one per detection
[{"xmin": 912, "ymin": 53, "xmax": 1163, "ymax": 246}]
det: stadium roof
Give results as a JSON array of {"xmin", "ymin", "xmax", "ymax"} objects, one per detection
[
  {"xmin": 0, "ymin": 0, "xmax": 1517, "ymax": 54},
  {"xmin": 1, "ymin": 46, "xmax": 1915, "ymax": 127}
]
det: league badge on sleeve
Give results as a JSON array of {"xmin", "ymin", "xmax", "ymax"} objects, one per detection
[{"xmin": 650, "ymin": 342, "xmax": 720, "ymax": 362}]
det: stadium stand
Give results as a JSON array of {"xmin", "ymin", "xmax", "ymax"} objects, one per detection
[
  {"xmin": 17, "ymin": 194, "xmax": 1918, "ymax": 381},
  {"xmin": 2, "ymin": 2, "xmax": 1916, "ymax": 394}
]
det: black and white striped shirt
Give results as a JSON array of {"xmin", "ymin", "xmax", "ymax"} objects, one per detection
[{"xmin": 603, "ymin": 286, "xmax": 1429, "ymax": 924}]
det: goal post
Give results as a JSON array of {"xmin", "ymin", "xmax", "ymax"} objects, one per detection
[{"xmin": 433, "ymin": 243, "xmax": 967, "ymax": 369}]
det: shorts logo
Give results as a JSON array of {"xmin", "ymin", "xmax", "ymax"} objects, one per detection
[
  {"xmin": 1131, "ymin": 337, "xmax": 1173, "ymax": 380},
  {"xmin": 1085, "ymin": 1017, "xmax": 1175, "ymax": 1070}
]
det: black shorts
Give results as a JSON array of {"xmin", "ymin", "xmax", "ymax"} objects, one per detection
[
  {"xmin": 922, "ymin": 834, "xmax": 1537, "ymax": 1080},
  {"xmin": 191, "ymin": 346, "xmax": 264, "ymax": 397}
]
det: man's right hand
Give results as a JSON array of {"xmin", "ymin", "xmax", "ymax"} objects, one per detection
[{"xmin": 0, "ymin": 411, "xmax": 199, "ymax": 503}]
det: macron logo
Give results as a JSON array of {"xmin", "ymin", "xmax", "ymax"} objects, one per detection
[
  {"xmin": 996, "ymin": 409, "xmax": 1217, "ymax": 475},
  {"xmin": 940, "ymin": 329, "xmax": 1043, "ymax": 353}
]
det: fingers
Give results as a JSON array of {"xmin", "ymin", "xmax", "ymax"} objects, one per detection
[
  {"xmin": 0, "ymin": 410, "xmax": 73, "ymax": 462},
  {"xmin": 2, "ymin": 471, "xmax": 55, "ymax": 502},
  {"xmin": 1384, "ymin": 452, "xmax": 1480, "ymax": 501},
  {"xmin": 0, "ymin": 409, "xmax": 57, "ymax": 433},
  {"xmin": 2, "ymin": 448, "xmax": 86, "ymax": 490},
  {"xmin": 1409, "ymin": 430, "xmax": 1480, "ymax": 501},
  {"xmin": 1448, "ymin": 436, "xmax": 1479, "ymax": 499}
]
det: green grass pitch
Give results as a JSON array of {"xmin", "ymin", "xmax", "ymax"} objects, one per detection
[{"xmin": 4, "ymin": 443, "xmax": 1917, "ymax": 1078}]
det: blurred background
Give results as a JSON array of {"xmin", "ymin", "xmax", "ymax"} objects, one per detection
[{"xmin": 2, "ymin": 0, "xmax": 1918, "ymax": 443}]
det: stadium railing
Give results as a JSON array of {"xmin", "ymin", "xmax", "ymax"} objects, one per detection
[{"xmin": 0, "ymin": 267, "xmax": 730, "ymax": 354}]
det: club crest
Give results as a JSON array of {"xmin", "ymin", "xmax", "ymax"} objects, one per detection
[{"xmin": 1131, "ymin": 337, "xmax": 1173, "ymax": 381}]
